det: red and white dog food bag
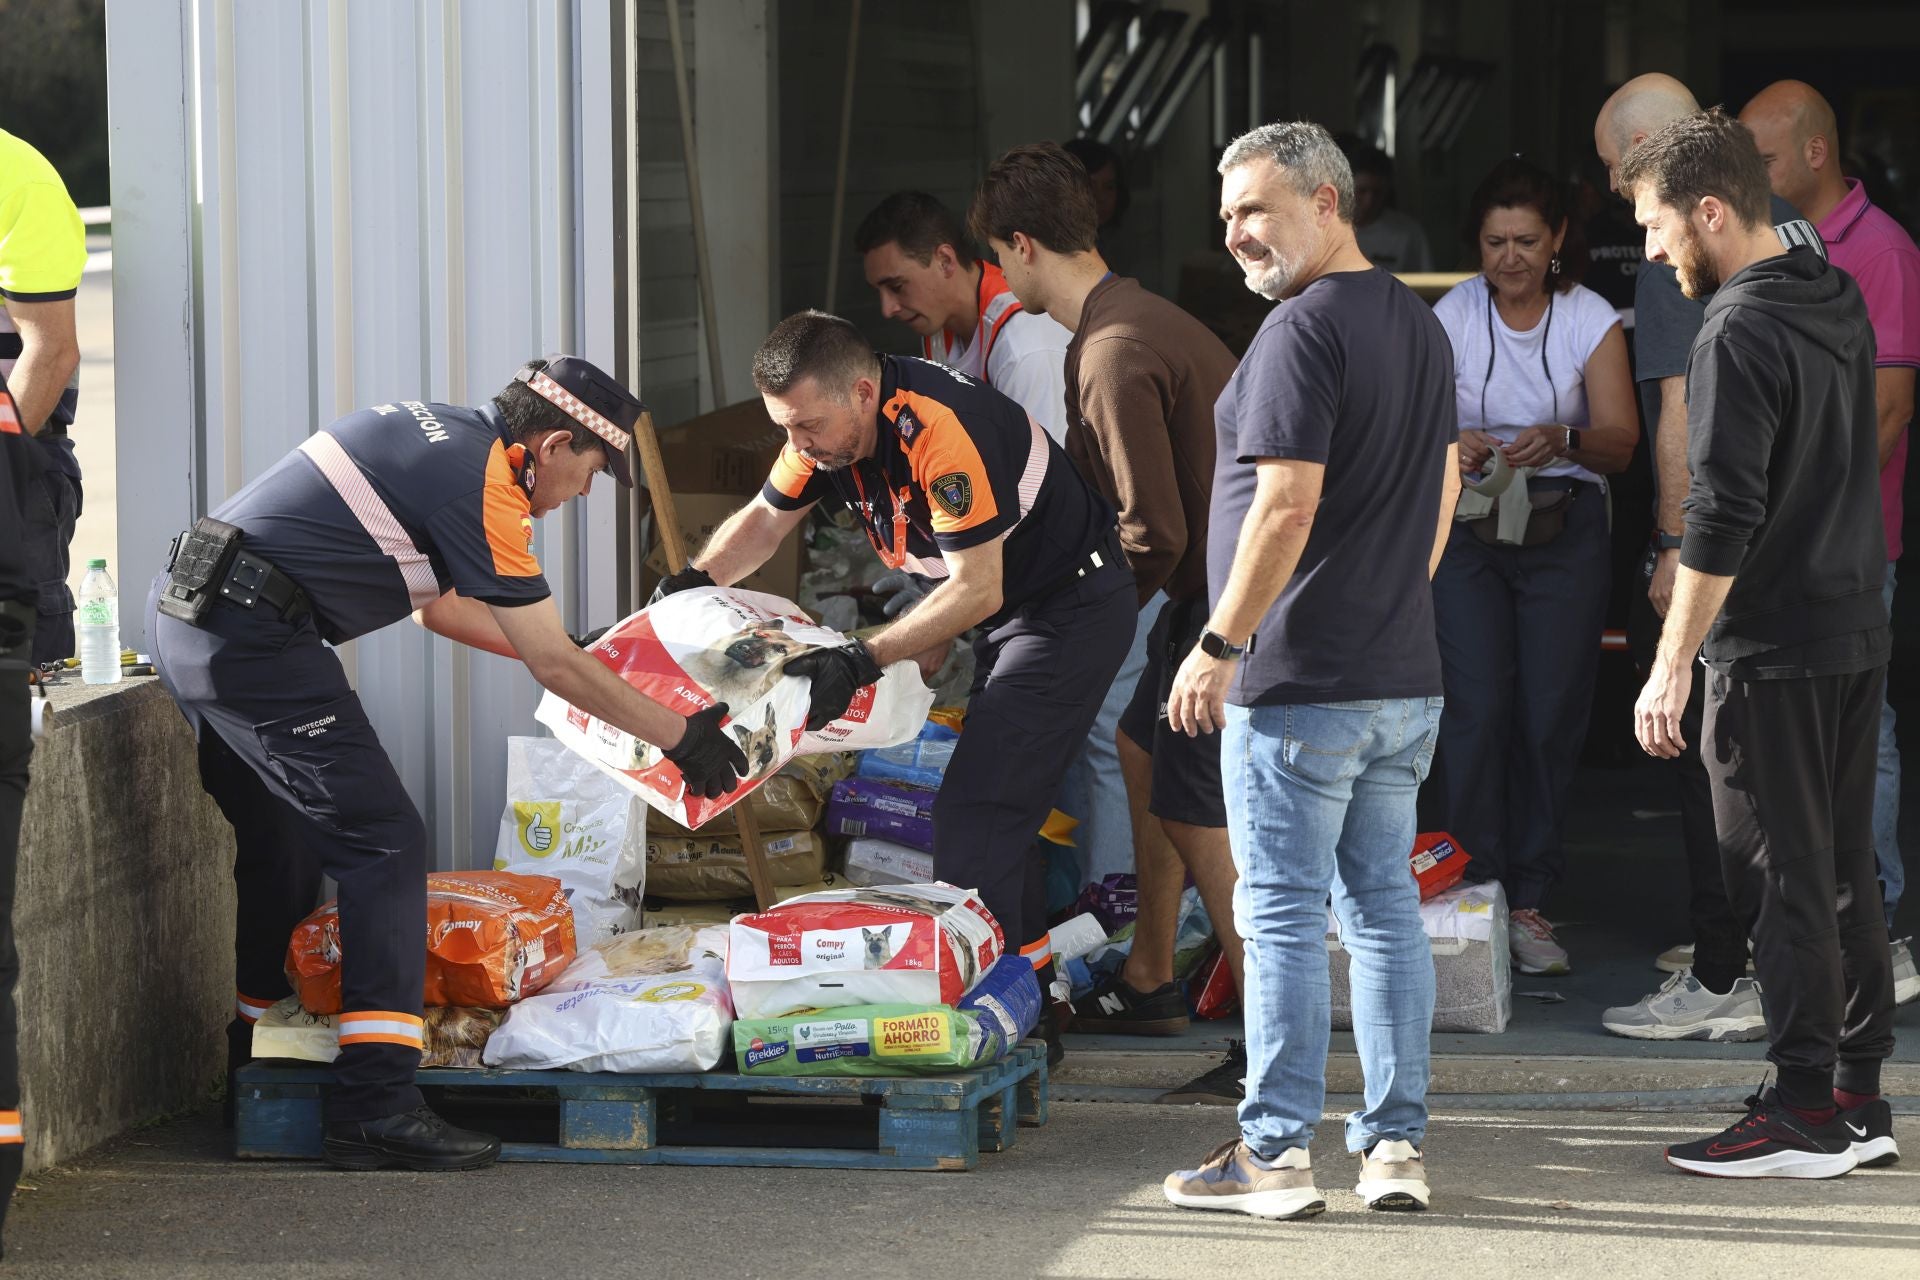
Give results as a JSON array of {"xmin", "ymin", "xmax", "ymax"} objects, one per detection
[
  {"xmin": 727, "ymin": 883, "xmax": 1006, "ymax": 1018},
  {"xmin": 534, "ymin": 587, "xmax": 934, "ymax": 831}
]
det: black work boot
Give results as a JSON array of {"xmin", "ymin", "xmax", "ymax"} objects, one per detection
[{"xmin": 322, "ymin": 1105, "xmax": 501, "ymax": 1172}]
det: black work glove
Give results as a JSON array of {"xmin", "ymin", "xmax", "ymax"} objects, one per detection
[
  {"xmin": 664, "ymin": 703, "xmax": 750, "ymax": 800},
  {"xmin": 570, "ymin": 625, "xmax": 610, "ymax": 649},
  {"xmin": 784, "ymin": 640, "xmax": 885, "ymax": 732},
  {"xmin": 649, "ymin": 564, "xmax": 716, "ymax": 607}
]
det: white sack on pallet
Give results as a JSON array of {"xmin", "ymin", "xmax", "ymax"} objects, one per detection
[
  {"xmin": 493, "ymin": 736, "xmax": 646, "ymax": 944},
  {"xmin": 482, "ymin": 926, "xmax": 734, "ymax": 1074}
]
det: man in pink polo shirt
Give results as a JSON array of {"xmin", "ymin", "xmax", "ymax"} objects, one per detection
[{"xmin": 1745, "ymin": 82, "xmax": 1920, "ymax": 1000}]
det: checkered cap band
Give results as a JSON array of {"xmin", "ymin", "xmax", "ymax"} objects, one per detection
[{"xmin": 526, "ymin": 370, "xmax": 633, "ymax": 454}]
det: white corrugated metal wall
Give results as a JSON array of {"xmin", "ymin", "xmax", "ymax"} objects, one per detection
[{"xmin": 104, "ymin": 0, "xmax": 635, "ymax": 869}]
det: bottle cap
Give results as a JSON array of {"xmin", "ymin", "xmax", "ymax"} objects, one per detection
[{"xmin": 88, "ymin": 558, "xmax": 107, "ymax": 569}]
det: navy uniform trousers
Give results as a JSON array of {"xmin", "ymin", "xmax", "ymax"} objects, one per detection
[
  {"xmin": 932, "ymin": 555, "xmax": 1136, "ymax": 973},
  {"xmin": 0, "ymin": 603, "xmax": 34, "ymax": 1239},
  {"xmin": 147, "ymin": 578, "xmax": 427, "ymax": 1122}
]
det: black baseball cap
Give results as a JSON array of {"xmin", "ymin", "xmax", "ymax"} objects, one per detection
[{"xmin": 514, "ymin": 355, "xmax": 645, "ymax": 488}]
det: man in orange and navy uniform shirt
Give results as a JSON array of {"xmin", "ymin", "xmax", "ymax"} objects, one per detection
[
  {"xmin": 149, "ymin": 357, "xmax": 746, "ymax": 1171},
  {"xmin": 654, "ymin": 312, "xmax": 1135, "ymax": 1059}
]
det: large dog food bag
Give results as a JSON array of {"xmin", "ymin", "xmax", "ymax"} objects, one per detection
[
  {"xmin": 534, "ymin": 588, "xmax": 934, "ymax": 830},
  {"xmin": 841, "ymin": 837, "xmax": 937, "ymax": 888},
  {"xmin": 647, "ymin": 754, "xmax": 850, "ymax": 840},
  {"xmin": 286, "ymin": 871, "xmax": 577, "ymax": 1015},
  {"xmin": 855, "ymin": 719, "xmax": 958, "ymax": 789},
  {"xmin": 733, "ymin": 953, "xmax": 1040, "ymax": 1077},
  {"xmin": 645, "ymin": 829, "xmax": 831, "ymax": 900},
  {"xmin": 483, "ymin": 926, "xmax": 733, "ymax": 1073},
  {"xmin": 493, "ymin": 736, "xmax": 647, "ymax": 944},
  {"xmin": 825, "ymin": 776, "xmax": 937, "ymax": 852},
  {"xmin": 727, "ymin": 883, "xmax": 1004, "ymax": 1018}
]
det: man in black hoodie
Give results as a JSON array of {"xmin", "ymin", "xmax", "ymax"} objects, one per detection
[{"xmin": 1622, "ymin": 109, "xmax": 1895, "ymax": 1180}]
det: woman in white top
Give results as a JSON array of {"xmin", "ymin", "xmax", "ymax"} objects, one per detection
[{"xmin": 1424, "ymin": 157, "xmax": 1639, "ymax": 978}]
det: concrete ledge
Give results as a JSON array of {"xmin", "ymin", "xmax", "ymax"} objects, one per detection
[{"xmin": 17, "ymin": 677, "xmax": 235, "ymax": 1171}]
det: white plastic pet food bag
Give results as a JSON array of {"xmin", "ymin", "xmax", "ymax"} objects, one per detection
[
  {"xmin": 493, "ymin": 736, "xmax": 646, "ymax": 945},
  {"xmin": 482, "ymin": 926, "xmax": 734, "ymax": 1074},
  {"xmin": 535, "ymin": 587, "xmax": 934, "ymax": 830},
  {"xmin": 726, "ymin": 882, "xmax": 1005, "ymax": 1018}
]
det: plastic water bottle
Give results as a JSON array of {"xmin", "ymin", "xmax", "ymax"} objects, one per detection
[{"xmin": 77, "ymin": 558, "xmax": 122, "ymax": 685}]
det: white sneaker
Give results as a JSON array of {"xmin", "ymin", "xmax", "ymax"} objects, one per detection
[
  {"xmin": 1509, "ymin": 908, "xmax": 1570, "ymax": 975},
  {"xmin": 1892, "ymin": 937, "xmax": 1920, "ymax": 1007},
  {"xmin": 1355, "ymin": 1138, "xmax": 1429, "ymax": 1210},
  {"xmin": 1600, "ymin": 969, "xmax": 1767, "ymax": 1041}
]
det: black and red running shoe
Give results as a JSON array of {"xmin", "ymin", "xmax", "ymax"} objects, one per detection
[
  {"xmin": 1837, "ymin": 1096, "xmax": 1900, "ymax": 1168},
  {"xmin": 1667, "ymin": 1085, "xmax": 1859, "ymax": 1179}
]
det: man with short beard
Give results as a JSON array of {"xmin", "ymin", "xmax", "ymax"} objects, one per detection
[
  {"xmin": 1624, "ymin": 109, "xmax": 1894, "ymax": 1179},
  {"xmin": 656, "ymin": 311, "xmax": 1134, "ymax": 1064},
  {"xmin": 1158, "ymin": 122, "xmax": 1458, "ymax": 1219}
]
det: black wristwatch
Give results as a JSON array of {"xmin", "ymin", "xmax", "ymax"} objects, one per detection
[
  {"xmin": 1563, "ymin": 426, "xmax": 1583, "ymax": 454},
  {"xmin": 1655, "ymin": 532, "xmax": 1684, "ymax": 551},
  {"xmin": 1198, "ymin": 628, "xmax": 1252, "ymax": 660}
]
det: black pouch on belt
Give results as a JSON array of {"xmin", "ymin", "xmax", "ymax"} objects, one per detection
[
  {"xmin": 1467, "ymin": 488, "xmax": 1575, "ymax": 548},
  {"xmin": 158, "ymin": 516, "xmax": 244, "ymax": 624}
]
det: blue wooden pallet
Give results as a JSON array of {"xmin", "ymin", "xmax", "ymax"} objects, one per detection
[{"xmin": 234, "ymin": 1040, "xmax": 1049, "ymax": 1172}]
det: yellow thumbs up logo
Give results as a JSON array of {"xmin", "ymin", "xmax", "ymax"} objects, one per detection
[{"xmin": 514, "ymin": 802, "xmax": 562, "ymax": 857}]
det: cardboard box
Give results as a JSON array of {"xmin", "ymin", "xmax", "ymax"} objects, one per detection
[
  {"xmin": 656, "ymin": 400, "xmax": 788, "ymax": 497},
  {"xmin": 641, "ymin": 491, "xmax": 804, "ymax": 601},
  {"xmin": 643, "ymin": 400, "xmax": 805, "ymax": 600}
]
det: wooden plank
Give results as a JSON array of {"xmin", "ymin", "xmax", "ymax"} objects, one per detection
[
  {"xmin": 1017, "ymin": 1049, "xmax": 1049, "ymax": 1129},
  {"xmin": 976, "ymin": 1082, "xmax": 1017, "ymax": 1154},
  {"xmin": 559, "ymin": 1095, "xmax": 657, "ymax": 1150},
  {"xmin": 877, "ymin": 1101, "xmax": 977, "ymax": 1171}
]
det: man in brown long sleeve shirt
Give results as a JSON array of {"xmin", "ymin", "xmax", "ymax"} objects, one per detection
[{"xmin": 972, "ymin": 144, "xmax": 1247, "ymax": 1102}]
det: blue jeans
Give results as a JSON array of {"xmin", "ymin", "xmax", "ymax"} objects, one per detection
[
  {"xmin": 1059, "ymin": 593, "xmax": 1164, "ymax": 883},
  {"xmin": 1225, "ymin": 696, "xmax": 1443, "ymax": 1156},
  {"xmin": 1875, "ymin": 565, "xmax": 1902, "ymax": 925}
]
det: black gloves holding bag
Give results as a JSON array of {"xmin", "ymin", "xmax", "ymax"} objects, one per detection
[
  {"xmin": 784, "ymin": 641, "xmax": 884, "ymax": 732},
  {"xmin": 665, "ymin": 703, "xmax": 749, "ymax": 799}
]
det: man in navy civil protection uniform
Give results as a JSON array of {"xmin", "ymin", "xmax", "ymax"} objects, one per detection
[
  {"xmin": 150, "ymin": 357, "xmax": 747, "ymax": 1171},
  {"xmin": 0, "ymin": 369, "xmax": 42, "ymax": 1246},
  {"xmin": 653, "ymin": 311, "xmax": 1136, "ymax": 1060}
]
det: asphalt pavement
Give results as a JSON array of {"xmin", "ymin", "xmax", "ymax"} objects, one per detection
[{"xmin": 5, "ymin": 1097, "xmax": 1917, "ymax": 1279}]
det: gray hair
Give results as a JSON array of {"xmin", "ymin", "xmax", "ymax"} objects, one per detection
[{"xmin": 1217, "ymin": 122, "xmax": 1355, "ymax": 222}]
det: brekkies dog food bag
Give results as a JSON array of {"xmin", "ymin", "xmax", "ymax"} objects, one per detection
[
  {"xmin": 287, "ymin": 871, "xmax": 577, "ymax": 1014},
  {"xmin": 727, "ymin": 883, "xmax": 1005, "ymax": 1018},
  {"xmin": 732, "ymin": 952, "xmax": 1041, "ymax": 1077},
  {"xmin": 534, "ymin": 587, "xmax": 934, "ymax": 830}
]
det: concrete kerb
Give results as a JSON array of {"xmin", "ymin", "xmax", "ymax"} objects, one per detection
[{"xmin": 1053, "ymin": 1050, "xmax": 1920, "ymax": 1110}]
